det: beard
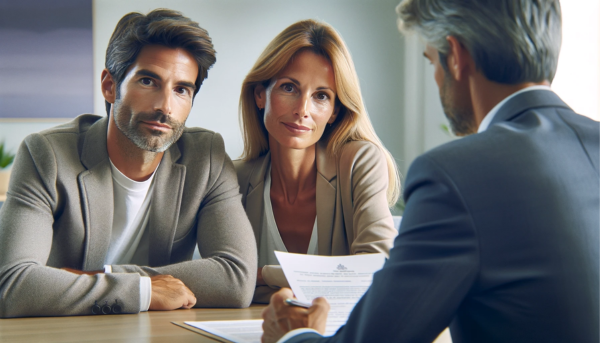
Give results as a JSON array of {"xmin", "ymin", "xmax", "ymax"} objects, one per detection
[
  {"xmin": 440, "ymin": 72, "xmax": 478, "ymax": 136},
  {"xmin": 112, "ymin": 100, "xmax": 186, "ymax": 153}
]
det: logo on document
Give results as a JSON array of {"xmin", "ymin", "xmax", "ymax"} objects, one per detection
[{"xmin": 336, "ymin": 264, "xmax": 348, "ymax": 271}]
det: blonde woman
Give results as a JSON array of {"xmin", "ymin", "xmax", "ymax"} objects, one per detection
[{"xmin": 234, "ymin": 19, "xmax": 400, "ymax": 303}]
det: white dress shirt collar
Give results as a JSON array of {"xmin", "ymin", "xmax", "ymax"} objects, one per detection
[{"xmin": 477, "ymin": 85, "xmax": 552, "ymax": 133}]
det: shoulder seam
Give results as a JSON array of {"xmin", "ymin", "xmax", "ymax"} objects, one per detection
[{"xmin": 555, "ymin": 108, "xmax": 599, "ymax": 178}]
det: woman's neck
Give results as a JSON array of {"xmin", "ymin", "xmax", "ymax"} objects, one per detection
[{"xmin": 269, "ymin": 137, "xmax": 317, "ymax": 205}]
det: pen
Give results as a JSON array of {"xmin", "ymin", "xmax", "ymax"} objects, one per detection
[{"xmin": 285, "ymin": 298, "xmax": 312, "ymax": 308}]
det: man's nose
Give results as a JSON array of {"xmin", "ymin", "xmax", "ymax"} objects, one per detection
[{"xmin": 154, "ymin": 88, "xmax": 172, "ymax": 115}]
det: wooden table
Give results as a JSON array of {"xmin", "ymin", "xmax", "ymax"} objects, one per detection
[
  {"xmin": 0, "ymin": 306, "xmax": 265, "ymax": 343},
  {"xmin": 0, "ymin": 305, "xmax": 453, "ymax": 343}
]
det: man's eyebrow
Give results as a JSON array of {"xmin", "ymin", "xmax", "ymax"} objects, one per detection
[
  {"xmin": 134, "ymin": 69, "xmax": 162, "ymax": 80},
  {"xmin": 423, "ymin": 52, "xmax": 429, "ymax": 59},
  {"xmin": 177, "ymin": 81, "xmax": 197, "ymax": 91}
]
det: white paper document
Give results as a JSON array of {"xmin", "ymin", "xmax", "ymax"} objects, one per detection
[
  {"xmin": 275, "ymin": 251, "xmax": 386, "ymax": 335},
  {"xmin": 184, "ymin": 320, "xmax": 263, "ymax": 343}
]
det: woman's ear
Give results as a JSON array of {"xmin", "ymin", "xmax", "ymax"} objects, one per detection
[
  {"xmin": 254, "ymin": 84, "xmax": 266, "ymax": 110},
  {"xmin": 101, "ymin": 69, "xmax": 117, "ymax": 104},
  {"xmin": 328, "ymin": 101, "xmax": 341, "ymax": 124}
]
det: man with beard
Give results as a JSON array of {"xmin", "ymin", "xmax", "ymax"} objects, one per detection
[
  {"xmin": 0, "ymin": 9, "xmax": 257, "ymax": 317},
  {"xmin": 260, "ymin": 0, "xmax": 599, "ymax": 342}
]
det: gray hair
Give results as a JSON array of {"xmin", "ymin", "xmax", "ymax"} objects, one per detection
[{"xmin": 396, "ymin": 0, "xmax": 562, "ymax": 84}]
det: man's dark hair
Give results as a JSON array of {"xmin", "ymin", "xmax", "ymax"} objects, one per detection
[{"xmin": 104, "ymin": 9, "xmax": 216, "ymax": 115}]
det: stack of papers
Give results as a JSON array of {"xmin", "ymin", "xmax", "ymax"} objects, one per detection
[{"xmin": 181, "ymin": 252, "xmax": 386, "ymax": 342}]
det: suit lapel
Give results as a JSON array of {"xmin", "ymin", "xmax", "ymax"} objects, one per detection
[
  {"xmin": 79, "ymin": 117, "xmax": 113, "ymax": 271},
  {"xmin": 316, "ymin": 142, "xmax": 337, "ymax": 255},
  {"xmin": 245, "ymin": 153, "xmax": 270, "ymax": 245},
  {"xmin": 147, "ymin": 145, "xmax": 185, "ymax": 267}
]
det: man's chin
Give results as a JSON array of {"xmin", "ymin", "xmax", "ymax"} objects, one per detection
[
  {"xmin": 128, "ymin": 135, "xmax": 171, "ymax": 153},
  {"xmin": 146, "ymin": 127, "xmax": 169, "ymax": 137},
  {"xmin": 128, "ymin": 124, "xmax": 184, "ymax": 153},
  {"xmin": 143, "ymin": 140, "xmax": 171, "ymax": 153}
]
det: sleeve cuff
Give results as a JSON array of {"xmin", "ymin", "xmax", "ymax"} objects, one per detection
[
  {"xmin": 104, "ymin": 265, "xmax": 112, "ymax": 273},
  {"xmin": 140, "ymin": 276, "xmax": 151, "ymax": 312},
  {"xmin": 277, "ymin": 328, "xmax": 322, "ymax": 343}
]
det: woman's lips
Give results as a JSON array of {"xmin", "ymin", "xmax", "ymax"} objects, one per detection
[{"xmin": 282, "ymin": 122, "xmax": 311, "ymax": 133}]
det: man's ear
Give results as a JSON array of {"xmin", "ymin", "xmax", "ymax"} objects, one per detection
[
  {"xmin": 254, "ymin": 84, "xmax": 267, "ymax": 110},
  {"xmin": 445, "ymin": 36, "xmax": 471, "ymax": 82},
  {"xmin": 101, "ymin": 69, "xmax": 117, "ymax": 103}
]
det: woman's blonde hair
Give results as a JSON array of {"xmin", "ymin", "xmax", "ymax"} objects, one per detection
[{"xmin": 239, "ymin": 19, "xmax": 400, "ymax": 206}]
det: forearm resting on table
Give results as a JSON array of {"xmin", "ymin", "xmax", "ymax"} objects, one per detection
[
  {"xmin": 62, "ymin": 267, "xmax": 103, "ymax": 275},
  {"xmin": 62, "ymin": 268, "xmax": 194, "ymax": 311}
]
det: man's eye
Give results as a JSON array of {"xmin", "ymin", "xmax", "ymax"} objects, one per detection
[
  {"xmin": 140, "ymin": 78, "xmax": 153, "ymax": 86},
  {"xmin": 176, "ymin": 87, "xmax": 189, "ymax": 95}
]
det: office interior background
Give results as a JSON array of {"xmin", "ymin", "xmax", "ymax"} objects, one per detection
[{"xmin": 0, "ymin": 0, "xmax": 598, "ymax": 197}]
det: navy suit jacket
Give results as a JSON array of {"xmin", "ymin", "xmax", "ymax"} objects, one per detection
[{"xmin": 286, "ymin": 90, "xmax": 599, "ymax": 343}]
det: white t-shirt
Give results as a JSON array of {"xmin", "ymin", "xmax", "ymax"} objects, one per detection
[
  {"xmin": 105, "ymin": 160, "xmax": 154, "ymax": 265},
  {"xmin": 104, "ymin": 159, "xmax": 155, "ymax": 312}
]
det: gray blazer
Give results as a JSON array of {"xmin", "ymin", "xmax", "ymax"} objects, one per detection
[
  {"xmin": 286, "ymin": 90, "xmax": 599, "ymax": 343},
  {"xmin": 0, "ymin": 115, "xmax": 257, "ymax": 318},
  {"xmin": 235, "ymin": 141, "xmax": 397, "ymax": 302}
]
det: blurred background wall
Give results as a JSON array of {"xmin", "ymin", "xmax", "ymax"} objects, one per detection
[
  {"xmin": 0, "ymin": 0, "xmax": 93, "ymax": 120},
  {"xmin": 0, "ymin": 0, "xmax": 598, "ymax": 198}
]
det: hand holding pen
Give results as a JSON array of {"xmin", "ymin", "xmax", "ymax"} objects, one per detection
[
  {"xmin": 285, "ymin": 298, "xmax": 312, "ymax": 308},
  {"xmin": 261, "ymin": 288, "xmax": 330, "ymax": 343}
]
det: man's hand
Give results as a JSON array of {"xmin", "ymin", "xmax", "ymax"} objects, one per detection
[
  {"xmin": 149, "ymin": 275, "xmax": 197, "ymax": 310},
  {"xmin": 261, "ymin": 288, "xmax": 330, "ymax": 343}
]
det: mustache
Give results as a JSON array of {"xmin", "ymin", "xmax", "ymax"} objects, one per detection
[{"xmin": 135, "ymin": 111, "xmax": 181, "ymax": 127}]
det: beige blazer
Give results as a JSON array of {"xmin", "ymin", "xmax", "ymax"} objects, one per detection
[
  {"xmin": 234, "ymin": 140, "xmax": 397, "ymax": 303},
  {"xmin": 0, "ymin": 114, "xmax": 257, "ymax": 317}
]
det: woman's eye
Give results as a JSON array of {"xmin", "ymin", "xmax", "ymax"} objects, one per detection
[
  {"xmin": 140, "ymin": 78, "xmax": 153, "ymax": 86},
  {"xmin": 281, "ymin": 83, "xmax": 295, "ymax": 92},
  {"xmin": 315, "ymin": 92, "xmax": 330, "ymax": 101}
]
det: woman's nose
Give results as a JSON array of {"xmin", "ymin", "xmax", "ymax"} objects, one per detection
[{"xmin": 293, "ymin": 94, "xmax": 310, "ymax": 118}]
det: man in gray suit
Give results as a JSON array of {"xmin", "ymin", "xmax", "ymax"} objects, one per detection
[
  {"xmin": 0, "ymin": 9, "xmax": 257, "ymax": 317},
  {"xmin": 261, "ymin": 0, "xmax": 599, "ymax": 342}
]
